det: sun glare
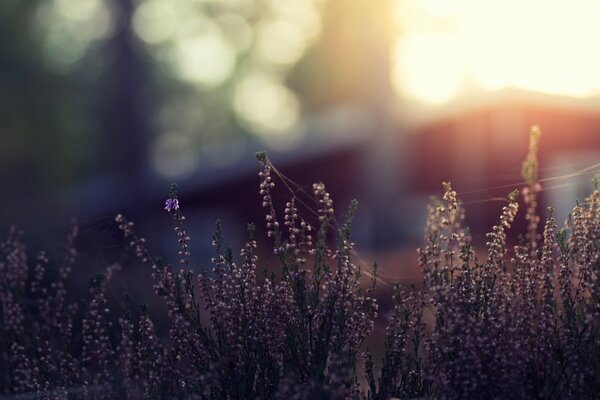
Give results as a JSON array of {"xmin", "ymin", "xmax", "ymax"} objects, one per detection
[{"xmin": 393, "ymin": 0, "xmax": 600, "ymax": 104}]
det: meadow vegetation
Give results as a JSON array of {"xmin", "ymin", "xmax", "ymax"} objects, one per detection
[{"xmin": 1, "ymin": 128, "xmax": 599, "ymax": 399}]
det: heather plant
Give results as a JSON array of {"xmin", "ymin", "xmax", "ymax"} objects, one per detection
[
  {"xmin": 111, "ymin": 156, "xmax": 378, "ymax": 399},
  {"xmin": 1, "ymin": 128, "xmax": 600, "ymax": 399},
  {"xmin": 365, "ymin": 128, "xmax": 600, "ymax": 399}
]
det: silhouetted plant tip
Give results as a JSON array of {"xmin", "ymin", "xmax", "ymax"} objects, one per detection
[
  {"xmin": 522, "ymin": 125, "xmax": 541, "ymax": 186},
  {"xmin": 256, "ymin": 151, "xmax": 268, "ymax": 163},
  {"xmin": 2, "ymin": 127, "xmax": 600, "ymax": 399}
]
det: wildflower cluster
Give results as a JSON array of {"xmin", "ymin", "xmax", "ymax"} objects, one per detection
[
  {"xmin": 1, "ymin": 129, "xmax": 600, "ymax": 399},
  {"xmin": 0, "ymin": 224, "xmax": 122, "ymax": 399},
  {"xmin": 364, "ymin": 128, "xmax": 600, "ymax": 399}
]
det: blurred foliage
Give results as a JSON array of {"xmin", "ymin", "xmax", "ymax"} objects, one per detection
[
  {"xmin": 0, "ymin": 0, "xmax": 101, "ymax": 195},
  {"xmin": 0, "ymin": 0, "xmax": 396, "ymax": 219}
]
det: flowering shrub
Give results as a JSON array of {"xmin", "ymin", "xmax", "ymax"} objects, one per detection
[{"xmin": 1, "ymin": 129, "xmax": 599, "ymax": 399}]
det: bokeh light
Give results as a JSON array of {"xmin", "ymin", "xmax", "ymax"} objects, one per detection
[
  {"xmin": 132, "ymin": 0, "xmax": 178, "ymax": 45},
  {"xmin": 270, "ymin": 0, "xmax": 322, "ymax": 42},
  {"xmin": 393, "ymin": 0, "xmax": 600, "ymax": 103},
  {"xmin": 392, "ymin": 33, "xmax": 465, "ymax": 104},
  {"xmin": 170, "ymin": 23, "xmax": 236, "ymax": 88},
  {"xmin": 255, "ymin": 19, "xmax": 307, "ymax": 66},
  {"xmin": 128, "ymin": 0, "xmax": 321, "ymax": 147},
  {"xmin": 233, "ymin": 72, "xmax": 301, "ymax": 145},
  {"xmin": 215, "ymin": 13, "xmax": 254, "ymax": 52},
  {"xmin": 35, "ymin": 0, "xmax": 113, "ymax": 72}
]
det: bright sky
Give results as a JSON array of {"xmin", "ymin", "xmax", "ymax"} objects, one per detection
[{"xmin": 392, "ymin": 0, "xmax": 600, "ymax": 104}]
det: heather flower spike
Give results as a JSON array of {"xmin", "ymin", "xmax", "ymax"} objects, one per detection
[{"xmin": 164, "ymin": 183, "xmax": 179, "ymax": 212}]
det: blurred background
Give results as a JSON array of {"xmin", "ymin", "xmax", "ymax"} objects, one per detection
[{"xmin": 3, "ymin": 0, "xmax": 600, "ymax": 279}]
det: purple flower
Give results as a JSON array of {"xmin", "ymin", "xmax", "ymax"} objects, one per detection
[{"xmin": 164, "ymin": 198, "xmax": 179, "ymax": 212}]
